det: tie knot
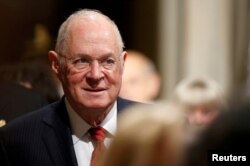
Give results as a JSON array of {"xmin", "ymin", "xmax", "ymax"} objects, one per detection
[{"xmin": 89, "ymin": 126, "xmax": 106, "ymax": 141}]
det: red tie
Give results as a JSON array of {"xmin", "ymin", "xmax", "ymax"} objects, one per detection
[{"xmin": 89, "ymin": 127, "xmax": 106, "ymax": 166}]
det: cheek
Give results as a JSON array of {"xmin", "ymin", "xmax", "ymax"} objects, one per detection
[
  {"xmin": 61, "ymin": 68, "xmax": 84, "ymax": 87},
  {"xmin": 199, "ymin": 112, "xmax": 217, "ymax": 125},
  {"xmin": 67, "ymin": 74, "xmax": 83, "ymax": 85},
  {"xmin": 106, "ymin": 74, "xmax": 122, "ymax": 92},
  {"xmin": 116, "ymin": 72, "xmax": 123, "ymax": 89},
  {"xmin": 187, "ymin": 113, "xmax": 195, "ymax": 122},
  {"xmin": 208, "ymin": 111, "xmax": 219, "ymax": 120},
  {"xmin": 107, "ymin": 67, "xmax": 123, "ymax": 84}
]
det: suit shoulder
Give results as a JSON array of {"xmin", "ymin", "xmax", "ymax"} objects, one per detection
[
  {"xmin": 117, "ymin": 97, "xmax": 145, "ymax": 112},
  {"xmin": 0, "ymin": 100, "xmax": 61, "ymax": 131}
]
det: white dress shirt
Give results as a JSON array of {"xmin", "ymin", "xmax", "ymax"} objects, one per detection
[{"xmin": 65, "ymin": 98, "xmax": 117, "ymax": 166}]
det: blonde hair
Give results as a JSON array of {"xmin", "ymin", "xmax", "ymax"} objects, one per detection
[
  {"xmin": 173, "ymin": 76, "xmax": 226, "ymax": 109},
  {"xmin": 100, "ymin": 101, "xmax": 186, "ymax": 166}
]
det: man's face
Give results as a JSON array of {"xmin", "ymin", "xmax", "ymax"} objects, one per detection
[
  {"xmin": 57, "ymin": 18, "xmax": 126, "ymax": 112},
  {"xmin": 187, "ymin": 105, "xmax": 220, "ymax": 126}
]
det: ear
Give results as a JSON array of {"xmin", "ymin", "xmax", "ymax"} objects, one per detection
[
  {"xmin": 148, "ymin": 72, "xmax": 161, "ymax": 100},
  {"xmin": 48, "ymin": 51, "xmax": 60, "ymax": 75},
  {"xmin": 121, "ymin": 51, "xmax": 127, "ymax": 71}
]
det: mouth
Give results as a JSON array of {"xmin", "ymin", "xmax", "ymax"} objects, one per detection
[{"xmin": 84, "ymin": 88, "xmax": 107, "ymax": 93}]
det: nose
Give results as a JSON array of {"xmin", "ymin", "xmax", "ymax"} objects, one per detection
[
  {"xmin": 188, "ymin": 110, "xmax": 205, "ymax": 126},
  {"xmin": 86, "ymin": 60, "xmax": 103, "ymax": 84}
]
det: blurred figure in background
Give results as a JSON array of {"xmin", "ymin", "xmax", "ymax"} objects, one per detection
[
  {"xmin": 186, "ymin": 102, "xmax": 250, "ymax": 166},
  {"xmin": 172, "ymin": 76, "xmax": 227, "ymax": 142},
  {"xmin": 0, "ymin": 63, "xmax": 48, "ymax": 125},
  {"xmin": 119, "ymin": 50, "xmax": 161, "ymax": 103},
  {"xmin": 0, "ymin": 57, "xmax": 61, "ymax": 103},
  {"xmin": 0, "ymin": 57, "xmax": 61, "ymax": 125},
  {"xmin": 100, "ymin": 101, "xmax": 187, "ymax": 166},
  {"xmin": 0, "ymin": 81, "xmax": 48, "ymax": 126},
  {"xmin": 0, "ymin": 64, "xmax": 19, "ymax": 83},
  {"xmin": 17, "ymin": 57, "xmax": 62, "ymax": 103}
]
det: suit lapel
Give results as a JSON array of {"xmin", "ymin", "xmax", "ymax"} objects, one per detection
[
  {"xmin": 117, "ymin": 97, "xmax": 137, "ymax": 113},
  {"xmin": 42, "ymin": 99, "xmax": 78, "ymax": 166},
  {"xmin": 40, "ymin": 97, "xmax": 136, "ymax": 166}
]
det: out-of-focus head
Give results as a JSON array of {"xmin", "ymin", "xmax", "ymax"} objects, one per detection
[
  {"xmin": 48, "ymin": 9, "xmax": 126, "ymax": 115},
  {"xmin": 186, "ymin": 103, "xmax": 250, "ymax": 166},
  {"xmin": 100, "ymin": 101, "xmax": 187, "ymax": 166},
  {"xmin": 173, "ymin": 76, "xmax": 226, "ymax": 128},
  {"xmin": 119, "ymin": 50, "xmax": 161, "ymax": 103},
  {"xmin": 0, "ymin": 64, "xmax": 18, "ymax": 83},
  {"xmin": 17, "ymin": 59, "xmax": 61, "ymax": 103}
]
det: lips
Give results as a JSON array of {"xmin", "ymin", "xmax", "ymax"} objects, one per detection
[{"xmin": 84, "ymin": 88, "xmax": 107, "ymax": 92}]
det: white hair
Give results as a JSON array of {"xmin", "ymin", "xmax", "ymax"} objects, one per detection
[
  {"xmin": 55, "ymin": 9, "xmax": 124, "ymax": 56},
  {"xmin": 174, "ymin": 76, "xmax": 226, "ymax": 107}
]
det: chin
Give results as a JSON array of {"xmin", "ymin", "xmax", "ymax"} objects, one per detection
[{"xmin": 83, "ymin": 99, "xmax": 112, "ymax": 110}]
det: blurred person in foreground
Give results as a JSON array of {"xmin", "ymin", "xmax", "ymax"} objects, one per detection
[
  {"xmin": 119, "ymin": 50, "xmax": 161, "ymax": 103},
  {"xmin": 0, "ymin": 9, "xmax": 138, "ymax": 166},
  {"xmin": 99, "ymin": 101, "xmax": 187, "ymax": 166},
  {"xmin": 172, "ymin": 76, "xmax": 227, "ymax": 142}
]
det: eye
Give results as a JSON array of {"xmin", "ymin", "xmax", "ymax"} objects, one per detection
[
  {"xmin": 101, "ymin": 58, "xmax": 116, "ymax": 69},
  {"xmin": 105, "ymin": 58, "xmax": 115, "ymax": 64},
  {"xmin": 202, "ymin": 108, "xmax": 213, "ymax": 115},
  {"xmin": 72, "ymin": 57, "xmax": 89, "ymax": 65}
]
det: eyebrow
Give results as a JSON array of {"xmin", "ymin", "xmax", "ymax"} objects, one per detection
[{"xmin": 73, "ymin": 53, "xmax": 117, "ymax": 59}]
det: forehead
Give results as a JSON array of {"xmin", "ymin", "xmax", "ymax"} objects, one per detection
[{"xmin": 66, "ymin": 16, "xmax": 119, "ymax": 55}]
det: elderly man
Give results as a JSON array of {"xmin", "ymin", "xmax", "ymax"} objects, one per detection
[{"xmin": 0, "ymin": 9, "xmax": 137, "ymax": 166}]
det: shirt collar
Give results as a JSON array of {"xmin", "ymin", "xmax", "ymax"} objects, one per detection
[{"xmin": 65, "ymin": 98, "xmax": 117, "ymax": 138}]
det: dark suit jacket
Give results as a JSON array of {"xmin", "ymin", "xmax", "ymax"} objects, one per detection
[
  {"xmin": 0, "ymin": 97, "xmax": 136, "ymax": 166},
  {"xmin": 0, "ymin": 82, "xmax": 48, "ymax": 123}
]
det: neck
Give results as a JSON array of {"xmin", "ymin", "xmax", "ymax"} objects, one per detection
[
  {"xmin": 75, "ymin": 104, "xmax": 115, "ymax": 127},
  {"xmin": 65, "ymin": 97, "xmax": 115, "ymax": 127},
  {"xmin": 80, "ymin": 110, "xmax": 109, "ymax": 127}
]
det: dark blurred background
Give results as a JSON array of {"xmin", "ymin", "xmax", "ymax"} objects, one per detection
[{"xmin": 0, "ymin": 0, "xmax": 158, "ymax": 66}]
